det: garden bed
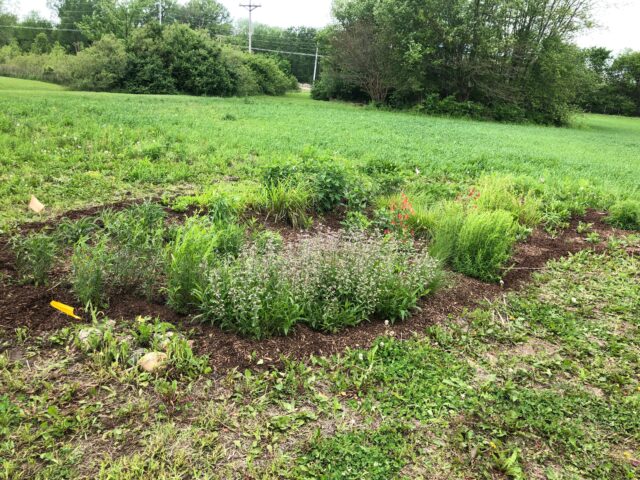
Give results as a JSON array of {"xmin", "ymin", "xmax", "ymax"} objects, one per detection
[{"xmin": 0, "ymin": 207, "xmax": 621, "ymax": 372}]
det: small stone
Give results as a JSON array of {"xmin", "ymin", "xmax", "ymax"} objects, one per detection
[{"xmin": 138, "ymin": 352, "xmax": 168, "ymax": 372}]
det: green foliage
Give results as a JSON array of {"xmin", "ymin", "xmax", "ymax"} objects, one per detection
[
  {"xmin": 70, "ymin": 34, "xmax": 126, "ymax": 91},
  {"xmin": 10, "ymin": 232, "xmax": 57, "ymax": 285},
  {"xmin": 195, "ymin": 234, "xmax": 442, "ymax": 337},
  {"xmin": 0, "ymin": 23, "xmax": 295, "ymax": 97},
  {"xmin": 165, "ymin": 217, "xmax": 238, "ymax": 313},
  {"xmin": 322, "ymin": 0, "xmax": 593, "ymax": 124},
  {"xmin": 429, "ymin": 201, "xmax": 467, "ymax": 263},
  {"xmin": 295, "ymin": 423, "xmax": 411, "ymax": 479},
  {"xmin": 256, "ymin": 180, "xmax": 313, "ymax": 229},
  {"xmin": 473, "ymin": 175, "xmax": 542, "ymax": 227},
  {"xmin": 453, "ymin": 209, "xmax": 517, "ymax": 282},
  {"xmin": 71, "ymin": 235, "xmax": 110, "ymax": 307},
  {"xmin": 607, "ymin": 200, "xmax": 640, "ymax": 230}
]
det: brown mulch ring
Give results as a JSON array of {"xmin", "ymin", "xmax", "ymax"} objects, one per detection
[{"xmin": 0, "ymin": 208, "xmax": 626, "ymax": 374}]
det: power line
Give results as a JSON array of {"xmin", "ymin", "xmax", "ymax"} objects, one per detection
[
  {"xmin": 0, "ymin": 24, "xmax": 81, "ymax": 32},
  {"xmin": 250, "ymin": 47, "xmax": 323, "ymax": 58}
]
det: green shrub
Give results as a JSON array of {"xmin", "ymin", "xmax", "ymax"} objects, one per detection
[
  {"xmin": 195, "ymin": 234, "xmax": 442, "ymax": 337},
  {"xmin": 607, "ymin": 200, "xmax": 640, "ymax": 230},
  {"xmin": 256, "ymin": 181, "xmax": 313, "ymax": 229},
  {"xmin": 165, "ymin": 217, "xmax": 238, "ymax": 313},
  {"xmin": 70, "ymin": 35, "xmax": 126, "ymax": 91},
  {"xmin": 11, "ymin": 232, "xmax": 58, "ymax": 285},
  {"xmin": 195, "ymin": 245, "xmax": 302, "ymax": 338},
  {"xmin": 452, "ymin": 209, "xmax": 518, "ymax": 282},
  {"xmin": 252, "ymin": 229, "xmax": 284, "ymax": 253},
  {"xmin": 71, "ymin": 236, "xmax": 110, "ymax": 307}
]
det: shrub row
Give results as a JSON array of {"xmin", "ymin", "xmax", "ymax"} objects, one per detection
[{"xmin": 0, "ymin": 24, "xmax": 297, "ymax": 97}]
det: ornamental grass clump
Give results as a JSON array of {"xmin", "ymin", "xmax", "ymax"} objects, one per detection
[
  {"xmin": 452, "ymin": 209, "xmax": 517, "ymax": 282},
  {"xmin": 194, "ymin": 233, "xmax": 442, "ymax": 338}
]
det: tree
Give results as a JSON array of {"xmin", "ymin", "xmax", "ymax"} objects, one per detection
[
  {"xmin": 51, "ymin": 0, "xmax": 98, "ymax": 51},
  {"xmin": 329, "ymin": 18, "xmax": 396, "ymax": 103},
  {"xmin": 175, "ymin": 0, "xmax": 231, "ymax": 36},
  {"xmin": 318, "ymin": 0, "xmax": 595, "ymax": 123},
  {"xmin": 31, "ymin": 33, "xmax": 52, "ymax": 54},
  {"xmin": 611, "ymin": 50, "xmax": 640, "ymax": 115}
]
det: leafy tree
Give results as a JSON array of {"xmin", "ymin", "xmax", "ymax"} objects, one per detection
[
  {"xmin": 320, "ymin": 0, "xmax": 595, "ymax": 124},
  {"xmin": 175, "ymin": 0, "xmax": 231, "ymax": 36},
  {"xmin": 31, "ymin": 32, "xmax": 52, "ymax": 54},
  {"xmin": 611, "ymin": 50, "xmax": 640, "ymax": 115},
  {"xmin": 51, "ymin": 0, "xmax": 98, "ymax": 51}
]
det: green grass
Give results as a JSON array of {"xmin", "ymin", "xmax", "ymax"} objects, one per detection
[
  {"xmin": 0, "ymin": 76, "xmax": 65, "ymax": 92},
  {"xmin": 1, "ymin": 76, "xmax": 640, "ymax": 232}
]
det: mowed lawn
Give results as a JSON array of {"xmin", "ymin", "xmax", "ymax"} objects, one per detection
[{"xmin": 1, "ymin": 76, "xmax": 639, "ymax": 231}]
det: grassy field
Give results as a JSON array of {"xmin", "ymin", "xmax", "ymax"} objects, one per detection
[
  {"xmin": 1, "ymin": 75, "xmax": 639, "ymax": 231},
  {"xmin": 1, "ymin": 77, "xmax": 639, "ymax": 478}
]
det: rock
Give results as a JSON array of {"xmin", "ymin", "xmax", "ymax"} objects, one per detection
[{"xmin": 138, "ymin": 351, "xmax": 168, "ymax": 372}]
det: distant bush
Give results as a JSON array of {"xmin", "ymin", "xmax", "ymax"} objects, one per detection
[
  {"xmin": 195, "ymin": 234, "xmax": 442, "ymax": 338},
  {"xmin": 452, "ymin": 210, "xmax": 518, "ymax": 282},
  {"xmin": 607, "ymin": 200, "xmax": 640, "ymax": 230},
  {"xmin": 70, "ymin": 35, "xmax": 126, "ymax": 91},
  {"xmin": 11, "ymin": 232, "xmax": 58, "ymax": 285}
]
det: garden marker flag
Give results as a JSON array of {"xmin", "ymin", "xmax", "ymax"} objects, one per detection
[{"xmin": 50, "ymin": 301, "xmax": 82, "ymax": 320}]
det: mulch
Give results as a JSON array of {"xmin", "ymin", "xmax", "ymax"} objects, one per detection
[{"xmin": 0, "ymin": 208, "xmax": 624, "ymax": 373}]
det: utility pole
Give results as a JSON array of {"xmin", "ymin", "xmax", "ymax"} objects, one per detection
[
  {"xmin": 313, "ymin": 44, "xmax": 319, "ymax": 83},
  {"xmin": 240, "ymin": 1, "xmax": 261, "ymax": 53},
  {"xmin": 158, "ymin": 0, "xmax": 162, "ymax": 25}
]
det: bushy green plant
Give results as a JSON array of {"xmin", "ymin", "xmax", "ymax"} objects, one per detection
[
  {"xmin": 165, "ymin": 217, "xmax": 239, "ymax": 313},
  {"xmin": 195, "ymin": 234, "xmax": 442, "ymax": 337},
  {"xmin": 195, "ymin": 246, "xmax": 302, "ymax": 338},
  {"xmin": 256, "ymin": 180, "xmax": 313, "ymax": 229},
  {"xmin": 252, "ymin": 229, "xmax": 284, "ymax": 253},
  {"xmin": 11, "ymin": 232, "xmax": 58, "ymax": 285},
  {"xmin": 452, "ymin": 209, "xmax": 517, "ymax": 282},
  {"xmin": 473, "ymin": 175, "xmax": 542, "ymax": 227},
  {"xmin": 71, "ymin": 236, "xmax": 110, "ymax": 307},
  {"xmin": 54, "ymin": 216, "xmax": 100, "ymax": 245},
  {"xmin": 607, "ymin": 200, "xmax": 640, "ymax": 230}
]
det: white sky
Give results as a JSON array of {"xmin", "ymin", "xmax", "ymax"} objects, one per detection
[{"xmin": 7, "ymin": 0, "xmax": 640, "ymax": 52}]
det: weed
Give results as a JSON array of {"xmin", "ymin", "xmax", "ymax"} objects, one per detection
[
  {"xmin": 54, "ymin": 216, "xmax": 100, "ymax": 245},
  {"xmin": 10, "ymin": 232, "xmax": 58, "ymax": 285},
  {"xmin": 607, "ymin": 200, "xmax": 640, "ymax": 230}
]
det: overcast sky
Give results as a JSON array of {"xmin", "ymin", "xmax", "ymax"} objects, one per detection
[{"xmin": 8, "ymin": 0, "xmax": 640, "ymax": 52}]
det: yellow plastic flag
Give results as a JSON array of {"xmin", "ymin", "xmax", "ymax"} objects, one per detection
[
  {"xmin": 29, "ymin": 195, "xmax": 45, "ymax": 213},
  {"xmin": 50, "ymin": 301, "xmax": 82, "ymax": 320}
]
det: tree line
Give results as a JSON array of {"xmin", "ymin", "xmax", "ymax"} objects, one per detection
[
  {"xmin": 0, "ymin": 0, "xmax": 320, "ymax": 95},
  {"xmin": 313, "ymin": 0, "xmax": 640, "ymax": 124}
]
